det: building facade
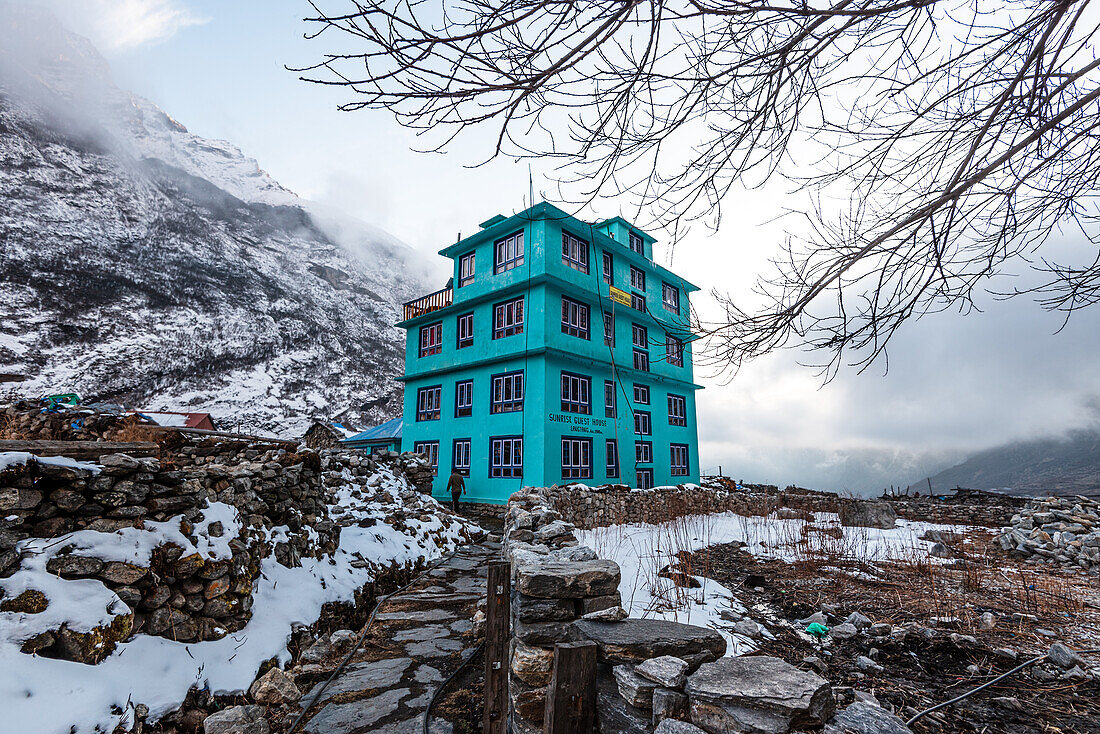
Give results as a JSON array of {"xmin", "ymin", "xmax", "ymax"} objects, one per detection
[{"xmin": 398, "ymin": 203, "xmax": 701, "ymax": 504}]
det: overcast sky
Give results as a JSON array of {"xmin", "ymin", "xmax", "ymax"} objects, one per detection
[{"xmin": 26, "ymin": 0, "xmax": 1100, "ymax": 493}]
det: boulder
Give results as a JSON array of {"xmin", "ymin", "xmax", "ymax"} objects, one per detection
[
  {"xmin": 516, "ymin": 559, "xmax": 621, "ymax": 599},
  {"xmin": 637, "ymin": 655, "xmax": 690, "ymax": 689},
  {"xmin": 687, "ymin": 656, "xmax": 834, "ymax": 734},
  {"xmin": 824, "ymin": 701, "xmax": 913, "ymax": 734},
  {"xmin": 1047, "ymin": 643, "xmax": 1087, "ymax": 670},
  {"xmin": 512, "ymin": 642, "xmax": 555, "ymax": 687},
  {"xmin": 249, "ymin": 667, "xmax": 301, "ymax": 705},
  {"xmin": 830, "ymin": 623, "xmax": 859, "ymax": 640},
  {"xmin": 203, "ymin": 705, "xmax": 270, "ymax": 734},
  {"xmin": 838, "ymin": 502, "xmax": 896, "ymax": 530},
  {"xmin": 614, "ymin": 664, "xmax": 657, "ymax": 708},
  {"xmin": 576, "ymin": 618, "xmax": 727, "ymax": 665}
]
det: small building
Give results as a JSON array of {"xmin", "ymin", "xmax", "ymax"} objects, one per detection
[
  {"xmin": 341, "ymin": 417, "xmax": 403, "ymax": 454},
  {"xmin": 135, "ymin": 411, "xmax": 217, "ymax": 431},
  {"xmin": 301, "ymin": 421, "xmax": 361, "ymax": 449},
  {"xmin": 397, "ymin": 202, "xmax": 702, "ymax": 505}
]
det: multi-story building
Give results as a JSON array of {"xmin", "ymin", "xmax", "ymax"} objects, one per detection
[{"xmin": 397, "ymin": 202, "xmax": 701, "ymax": 504}]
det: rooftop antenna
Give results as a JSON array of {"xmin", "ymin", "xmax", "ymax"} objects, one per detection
[{"xmin": 528, "ymin": 163, "xmax": 535, "ymax": 208}]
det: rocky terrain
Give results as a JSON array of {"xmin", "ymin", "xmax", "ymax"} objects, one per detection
[{"xmin": 0, "ymin": 5, "xmax": 430, "ymax": 435}]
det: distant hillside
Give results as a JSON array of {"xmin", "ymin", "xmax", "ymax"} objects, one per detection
[{"xmin": 922, "ymin": 430, "xmax": 1100, "ymax": 497}]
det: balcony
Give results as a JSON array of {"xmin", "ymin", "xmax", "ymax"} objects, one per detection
[{"xmin": 402, "ymin": 286, "xmax": 453, "ymax": 320}]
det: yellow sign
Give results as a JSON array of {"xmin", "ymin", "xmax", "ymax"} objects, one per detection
[{"xmin": 608, "ymin": 286, "xmax": 631, "ymax": 307}]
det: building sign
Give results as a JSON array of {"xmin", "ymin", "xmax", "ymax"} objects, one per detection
[
  {"xmin": 547, "ymin": 412, "xmax": 609, "ymax": 435},
  {"xmin": 608, "ymin": 286, "xmax": 631, "ymax": 307}
]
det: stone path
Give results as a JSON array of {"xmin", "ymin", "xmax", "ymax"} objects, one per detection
[{"xmin": 298, "ymin": 540, "xmax": 499, "ymax": 733}]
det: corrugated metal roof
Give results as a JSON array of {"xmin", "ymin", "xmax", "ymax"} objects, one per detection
[{"xmin": 341, "ymin": 417, "xmax": 402, "ymax": 443}]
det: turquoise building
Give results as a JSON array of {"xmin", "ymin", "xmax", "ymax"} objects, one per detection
[{"xmin": 397, "ymin": 203, "xmax": 701, "ymax": 504}]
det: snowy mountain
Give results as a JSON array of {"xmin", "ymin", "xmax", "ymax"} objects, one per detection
[{"xmin": 0, "ymin": 6, "xmax": 429, "ymax": 436}]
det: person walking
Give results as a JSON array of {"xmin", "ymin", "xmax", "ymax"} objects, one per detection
[{"xmin": 447, "ymin": 469, "xmax": 466, "ymax": 513}]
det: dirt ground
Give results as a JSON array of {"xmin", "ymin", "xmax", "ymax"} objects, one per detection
[{"xmin": 688, "ymin": 537, "xmax": 1100, "ymax": 733}]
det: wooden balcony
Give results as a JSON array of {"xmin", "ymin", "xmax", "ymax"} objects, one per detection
[{"xmin": 402, "ymin": 286, "xmax": 453, "ymax": 320}]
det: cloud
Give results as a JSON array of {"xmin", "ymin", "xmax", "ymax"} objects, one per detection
[{"xmin": 37, "ymin": 0, "xmax": 206, "ymax": 52}]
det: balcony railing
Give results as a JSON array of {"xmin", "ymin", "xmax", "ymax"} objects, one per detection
[{"xmin": 403, "ymin": 286, "xmax": 453, "ymax": 320}]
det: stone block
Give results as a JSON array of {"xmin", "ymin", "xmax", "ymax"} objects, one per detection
[
  {"xmin": 514, "ymin": 618, "xmax": 579, "ymax": 646},
  {"xmin": 613, "ymin": 664, "xmax": 656, "ymax": 708},
  {"xmin": 637, "ymin": 655, "xmax": 690, "ymax": 689},
  {"xmin": 514, "ymin": 594, "xmax": 576, "ymax": 623},
  {"xmin": 824, "ymin": 701, "xmax": 913, "ymax": 734},
  {"xmin": 516, "ymin": 559, "xmax": 620, "ymax": 599},
  {"xmin": 575, "ymin": 618, "xmax": 727, "ymax": 665},
  {"xmin": 511, "ymin": 641, "xmax": 555, "ymax": 687},
  {"xmin": 653, "ymin": 687, "xmax": 689, "ymax": 725}
]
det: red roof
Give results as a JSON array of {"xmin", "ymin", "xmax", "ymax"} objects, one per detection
[{"xmin": 136, "ymin": 411, "xmax": 216, "ymax": 431}]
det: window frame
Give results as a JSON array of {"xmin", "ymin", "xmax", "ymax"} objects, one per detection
[
  {"xmin": 667, "ymin": 394, "xmax": 687, "ymax": 426},
  {"xmin": 634, "ymin": 410, "xmax": 652, "ymax": 435},
  {"xmin": 453, "ymin": 438, "xmax": 471, "ymax": 475},
  {"xmin": 671, "ymin": 444, "xmax": 690, "ymax": 476},
  {"xmin": 662, "ymin": 282, "xmax": 680, "ymax": 314},
  {"xmin": 602, "ymin": 251, "xmax": 613, "ymax": 285},
  {"xmin": 630, "ymin": 266, "xmax": 646, "ymax": 292},
  {"xmin": 633, "ymin": 349, "xmax": 650, "ymax": 372},
  {"xmin": 490, "ymin": 370, "xmax": 525, "ymax": 414},
  {"xmin": 561, "ymin": 231, "xmax": 590, "ymax": 273},
  {"xmin": 635, "ymin": 440, "xmax": 653, "ymax": 464},
  {"xmin": 419, "ymin": 321, "xmax": 443, "ymax": 357},
  {"xmin": 633, "ymin": 384, "xmax": 650, "ymax": 405},
  {"xmin": 603, "ymin": 312, "xmax": 615, "ymax": 346},
  {"xmin": 493, "ymin": 231, "xmax": 524, "ymax": 274},
  {"xmin": 489, "ymin": 435, "xmax": 523, "ymax": 478},
  {"xmin": 416, "ymin": 385, "xmax": 442, "ymax": 422},
  {"xmin": 604, "ymin": 380, "xmax": 617, "ymax": 418},
  {"xmin": 561, "ymin": 437, "xmax": 593, "ymax": 480},
  {"xmin": 560, "ymin": 372, "xmax": 592, "ymax": 415},
  {"xmin": 561, "ymin": 297, "xmax": 590, "ymax": 339},
  {"xmin": 629, "ymin": 231, "xmax": 644, "ymax": 255},
  {"xmin": 413, "ymin": 440, "xmax": 439, "ymax": 474},
  {"xmin": 492, "ymin": 296, "xmax": 524, "ymax": 339},
  {"xmin": 631, "ymin": 292, "xmax": 646, "ymax": 312},
  {"xmin": 636, "ymin": 468, "xmax": 654, "ymax": 490},
  {"xmin": 454, "ymin": 379, "xmax": 473, "ymax": 418},
  {"xmin": 605, "ymin": 439, "xmax": 620, "ymax": 479},
  {"xmin": 456, "ymin": 312, "xmax": 474, "ymax": 349},
  {"xmin": 458, "ymin": 252, "xmax": 475, "ymax": 287}
]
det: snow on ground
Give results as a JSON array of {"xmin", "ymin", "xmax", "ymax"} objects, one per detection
[
  {"xmin": 0, "ymin": 452, "xmax": 102, "ymax": 473},
  {"xmin": 576, "ymin": 510, "xmax": 973, "ymax": 657},
  {"xmin": 0, "ymin": 459, "xmax": 475, "ymax": 734}
]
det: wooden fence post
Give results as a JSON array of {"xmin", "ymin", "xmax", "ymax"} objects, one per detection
[
  {"xmin": 543, "ymin": 641, "xmax": 597, "ymax": 734},
  {"xmin": 483, "ymin": 560, "xmax": 510, "ymax": 734}
]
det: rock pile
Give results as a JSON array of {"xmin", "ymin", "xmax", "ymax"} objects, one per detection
[
  {"xmin": 996, "ymin": 496, "xmax": 1100, "ymax": 570},
  {"xmin": 369, "ymin": 449, "xmax": 435, "ymax": 491}
]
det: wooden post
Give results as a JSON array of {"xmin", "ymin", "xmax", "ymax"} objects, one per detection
[
  {"xmin": 483, "ymin": 561, "xmax": 510, "ymax": 734},
  {"xmin": 543, "ymin": 641, "xmax": 597, "ymax": 734}
]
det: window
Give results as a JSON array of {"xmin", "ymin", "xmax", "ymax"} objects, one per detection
[
  {"xmin": 636, "ymin": 469, "xmax": 654, "ymax": 490},
  {"xmin": 633, "ymin": 384, "xmax": 650, "ymax": 405},
  {"xmin": 603, "ymin": 312, "xmax": 615, "ymax": 346},
  {"xmin": 455, "ymin": 380, "xmax": 473, "ymax": 417},
  {"xmin": 494, "ymin": 231, "xmax": 524, "ymax": 273},
  {"xmin": 634, "ymin": 410, "xmax": 651, "ymax": 435},
  {"xmin": 416, "ymin": 386, "xmax": 441, "ymax": 421},
  {"xmin": 490, "ymin": 436, "xmax": 523, "ymax": 478},
  {"xmin": 413, "ymin": 441, "xmax": 439, "ymax": 473},
  {"xmin": 630, "ymin": 266, "xmax": 646, "ymax": 292},
  {"xmin": 453, "ymin": 439, "xmax": 471, "ymax": 475},
  {"xmin": 666, "ymin": 335, "xmax": 684, "ymax": 367},
  {"xmin": 605, "ymin": 440, "xmax": 620, "ymax": 479},
  {"xmin": 602, "ymin": 252, "xmax": 613, "ymax": 285},
  {"xmin": 562, "ymin": 438, "xmax": 593, "ymax": 480},
  {"xmin": 458, "ymin": 252, "xmax": 475, "ymax": 287},
  {"xmin": 631, "ymin": 292, "xmax": 646, "ymax": 312},
  {"xmin": 561, "ymin": 297, "xmax": 590, "ymax": 339},
  {"xmin": 632, "ymin": 323, "xmax": 649, "ymax": 371},
  {"xmin": 490, "ymin": 371, "xmax": 524, "ymax": 413},
  {"xmin": 456, "ymin": 312, "xmax": 474, "ymax": 349},
  {"xmin": 604, "ymin": 381, "xmax": 617, "ymax": 418},
  {"xmin": 561, "ymin": 372, "xmax": 591, "ymax": 414},
  {"xmin": 419, "ymin": 322, "xmax": 442, "ymax": 357},
  {"xmin": 629, "ymin": 231, "xmax": 644, "ymax": 255},
  {"xmin": 671, "ymin": 444, "xmax": 690, "ymax": 476},
  {"xmin": 635, "ymin": 440, "xmax": 652, "ymax": 464},
  {"xmin": 668, "ymin": 394, "xmax": 687, "ymax": 426},
  {"xmin": 493, "ymin": 296, "xmax": 524, "ymax": 338},
  {"xmin": 562, "ymin": 232, "xmax": 589, "ymax": 273},
  {"xmin": 662, "ymin": 282, "xmax": 680, "ymax": 314}
]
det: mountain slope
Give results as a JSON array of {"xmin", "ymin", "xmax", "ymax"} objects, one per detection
[
  {"xmin": 922, "ymin": 429, "xmax": 1100, "ymax": 497},
  {"xmin": 0, "ymin": 6, "xmax": 426, "ymax": 435}
]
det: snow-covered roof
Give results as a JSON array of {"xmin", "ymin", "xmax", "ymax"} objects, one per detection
[{"xmin": 342, "ymin": 417, "xmax": 402, "ymax": 443}]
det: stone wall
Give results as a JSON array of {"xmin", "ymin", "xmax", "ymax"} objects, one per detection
[
  {"xmin": 0, "ymin": 433, "xmax": 437, "ymax": 663},
  {"xmin": 542, "ymin": 484, "xmax": 1021, "ymax": 530}
]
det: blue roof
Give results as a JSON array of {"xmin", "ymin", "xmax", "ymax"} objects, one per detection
[{"xmin": 341, "ymin": 417, "xmax": 402, "ymax": 443}]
